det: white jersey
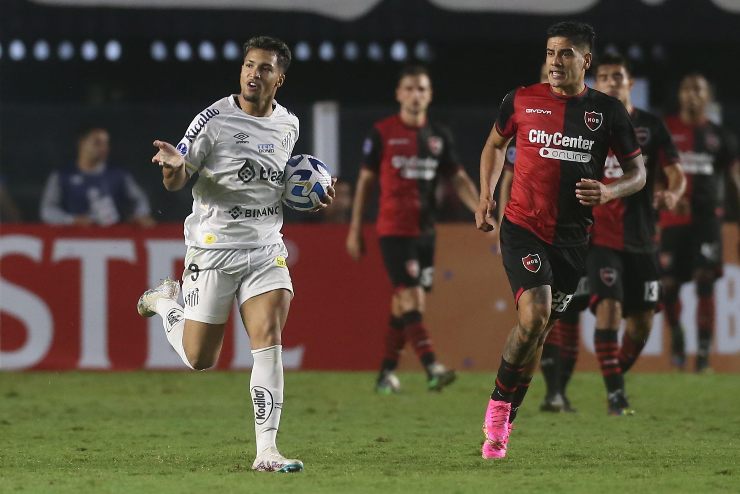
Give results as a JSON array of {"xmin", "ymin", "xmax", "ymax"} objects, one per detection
[{"xmin": 176, "ymin": 96, "xmax": 299, "ymax": 249}]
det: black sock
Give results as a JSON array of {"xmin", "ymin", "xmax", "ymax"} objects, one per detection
[
  {"xmin": 490, "ymin": 357, "xmax": 524, "ymax": 402},
  {"xmin": 594, "ymin": 329, "xmax": 624, "ymax": 394},
  {"xmin": 540, "ymin": 343, "xmax": 562, "ymax": 399},
  {"xmin": 508, "ymin": 376, "xmax": 532, "ymax": 423}
]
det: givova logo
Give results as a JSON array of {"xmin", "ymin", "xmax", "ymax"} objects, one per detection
[{"xmin": 251, "ymin": 386, "xmax": 274, "ymax": 425}]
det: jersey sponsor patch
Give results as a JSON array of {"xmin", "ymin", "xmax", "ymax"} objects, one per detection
[
  {"xmin": 584, "ymin": 111, "xmax": 603, "ymax": 132},
  {"xmin": 176, "ymin": 142, "xmax": 188, "ymax": 155},
  {"xmin": 600, "ymin": 267, "xmax": 618, "ymax": 287},
  {"xmin": 251, "ymin": 386, "xmax": 274, "ymax": 425},
  {"xmin": 258, "ymin": 143, "xmax": 275, "ymax": 154},
  {"xmin": 521, "ymin": 253, "xmax": 541, "ymax": 273},
  {"xmin": 203, "ymin": 233, "xmax": 217, "ymax": 245},
  {"xmin": 275, "ymin": 256, "xmax": 287, "ymax": 268}
]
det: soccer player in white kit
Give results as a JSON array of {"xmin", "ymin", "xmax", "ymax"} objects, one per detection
[{"xmin": 136, "ymin": 36, "xmax": 334, "ymax": 473}]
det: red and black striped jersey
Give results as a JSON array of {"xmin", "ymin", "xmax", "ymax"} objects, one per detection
[
  {"xmin": 361, "ymin": 114, "xmax": 462, "ymax": 236},
  {"xmin": 591, "ymin": 108, "xmax": 679, "ymax": 252},
  {"xmin": 496, "ymin": 83, "xmax": 641, "ymax": 247},
  {"xmin": 659, "ymin": 116, "xmax": 739, "ymax": 227}
]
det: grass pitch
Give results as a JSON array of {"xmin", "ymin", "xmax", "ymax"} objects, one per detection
[{"xmin": 1, "ymin": 371, "xmax": 739, "ymax": 493}]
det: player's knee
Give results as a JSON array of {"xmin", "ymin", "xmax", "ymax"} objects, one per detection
[
  {"xmin": 661, "ymin": 278, "xmax": 679, "ymax": 304},
  {"xmin": 187, "ymin": 351, "xmax": 217, "ymax": 371},
  {"xmin": 595, "ymin": 298, "xmax": 621, "ymax": 327},
  {"xmin": 518, "ymin": 305, "xmax": 550, "ymax": 336}
]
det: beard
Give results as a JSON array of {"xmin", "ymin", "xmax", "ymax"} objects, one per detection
[{"xmin": 242, "ymin": 91, "xmax": 260, "ymax": 103}]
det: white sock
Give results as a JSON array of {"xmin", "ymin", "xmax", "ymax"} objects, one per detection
[
  {"xmin": 155, "ymin": 298, "xmax": 194, "ymax": 370},
  {"xmin": 250, "ymin": 345, "xmax": 284, "ymax": 455}
]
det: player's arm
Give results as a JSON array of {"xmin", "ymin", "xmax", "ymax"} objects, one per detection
[
  {"xmin": 451, "ymin": 168, "xmax": 480, "ymax": 214},
  {"xmin": 477, "ymin": 125, "xmax": 511, "ymax": 231},
  {"xmin": 576, "ymin": 154, "xmax": 646, "ymax": 206},
  {"xmin": 151, "ymin": 140, "xmax": 190, "ymax": 191},
  {"xmin": 346, "ymin": 168, "xmax": 377, "ymax": 261},
  {"xmin": 654, "ymin": 163, "xmax": 686, "ymax": 210},
  {"xmin": 497, "ymin": 166, "xmax": 513, "ymax": 225}
]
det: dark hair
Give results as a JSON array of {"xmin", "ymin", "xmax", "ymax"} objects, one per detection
[
  {"xmin": 398, "ymin": 64, "xmax": 430, "ymax": 83},
  {"xmin": 76, "ymin": 125, "xmax": 107, "ymax": 142},
  {"xmin": 594, "ymin": 52, "xmax": 631, "ymax": 76},
  {"xmin": 546, "ymin": 21, "xmax": 596, "ymax": 52},
  {"xmin": 243, "ymin": 36, "xmax": 292, "ymax": 73}
]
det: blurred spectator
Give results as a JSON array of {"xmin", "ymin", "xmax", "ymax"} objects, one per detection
[
  {"xmin": 0, "ymin": 175, "xmax": 23, "ymax": 223},
  {"xmin": 40, "ymin": 127, "xmax": 155, "ymax": 227},
  {"xmin": 321, "ymin": 180, "xmax": 352, "ymax": 223}
]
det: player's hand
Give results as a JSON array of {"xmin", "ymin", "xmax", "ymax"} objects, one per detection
[
  {"xmin": 346, "ymin": 228, "xmax": 365, "ymax": 261},
  {"xmin": 151, "ymin": 140, "xmax": 185, "ymax": 170},
  {"xmin": 653, "ymin": 190, "xmax": 680, "ymax": 210},
  {"xmin": 475, "ymin": 197, "xmax": 497, "ymax": 232},
  {"xmin": 72, "ymin": 215, "xmax": 93, "ymax": 226},
  {"xmin": 576, "ymin": 178, "xmax": 610, "ymax": 206},
  {"xmin": 309, "ymin": 177, "xmax": 337, "ymax": 212}
]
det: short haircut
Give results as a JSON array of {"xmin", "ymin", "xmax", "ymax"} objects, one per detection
[
  {"xmin": 546, "ymin": 21, "xmax": 596, "ymax": 52},
  {"xmin": 243, "ymin": 36, "xmax": 292, "ymax": 73},
  {"xmin": 398, "ymin": 64, "xmax": 431, "ymax": 83},
  {"xmin": 594, "ymin": 52, "xmax": 631, "ymax": 77},
  {"xmin": 77, "ymin": 125, "xmax": 107, "ymax": 142}
]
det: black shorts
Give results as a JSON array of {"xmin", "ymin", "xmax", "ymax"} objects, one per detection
[
  {"xmin": 587, "ymin": 245, "xmax": 660, "ymax": 316},
  {"xmin": 565, "ymin": 275, "xmax": 590, "ymax": 315},
  {"xmin": 378, "ymin": 234, "xmax": 436, "ymax": 292},
  {"xmin": 659, "ymin": 219, "xmax": 722, "ymax": 282},
  {"xmin": 500, "ymin": 217, "xmax": 587, "ymax": 317}
]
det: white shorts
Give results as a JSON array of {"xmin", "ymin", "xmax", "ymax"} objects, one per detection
[{"xmin": 181, "ymin": 242, "xmax": 293, "ymax": 324}]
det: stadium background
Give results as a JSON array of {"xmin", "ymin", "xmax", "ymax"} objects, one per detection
[{"xmin": 2, "ymin": 0, "xmax": 740, "ymax": 372}]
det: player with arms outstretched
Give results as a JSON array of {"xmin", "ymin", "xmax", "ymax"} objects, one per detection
[
  {"xmin": 136, "ymin": 36, "xmax": 334, "ymax": 473},
  {"xmin": 476, "ymin": 22, "xmax": 646, "ymax": 459},
  {"xmin": 347, "ymin": 65, "xmax": 479, "ymax": 393}
]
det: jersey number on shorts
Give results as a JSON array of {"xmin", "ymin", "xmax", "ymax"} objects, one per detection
[{"xmin": 551, "ymin": 290, "xmax": 573, "ymax": 313}]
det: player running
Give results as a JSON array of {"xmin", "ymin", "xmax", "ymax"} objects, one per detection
[
  {"xmin": 346, "ymin": 65, "xmax": 479, "ymax": 393},
  {"xmin": 136, "ymin": 36, "xmax": 334, "ymax": 473},
  {"xmin": 589, "ymin": 53, "xmax": 685, "ymax": 413},
  {"xmin": 659, "ymin": 73, "xmax": 740, "ymax": 372},
  {"xmin": 476, "ymin": 21, "xmax": 646, "ymax": 459}
]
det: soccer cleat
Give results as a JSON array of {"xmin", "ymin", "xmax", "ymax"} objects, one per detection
[
  {"xmin": 252, "ymin": 448, "xmax": 303, "ymax": 473},
  {"xmin": 482, "ymin": 399, "xmax": 512, "ymax": 459},
  {"xmin": 137, "ymin": 278, "xmax": 180, "ymax": 317},
  {"xmin": 539, "ymin": 393, "xmax": 564, "ymax": 413},
  {"xmin": 670, "ymin": 352, "xmax": 687, "ymax": 371},
  {"xmin": 482, "ymin": 422, "xmax": 513, "ymax": 459},
  {"xmin": 375, "ymin": 372, "xmax": 401, "ymax": 394},
  {"xmin": 427, "ymin": 364, "xmax": 457, "ymax": 392},
  {"xmin": 607, "ymin": 390, "xmax": 635, "ymax": 416},
  {"xmin": 561, "ymin": 394, "xmax": 577, "ymax": 413}
]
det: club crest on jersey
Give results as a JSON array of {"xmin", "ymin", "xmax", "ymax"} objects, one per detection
[
  {"xmin": 584, "ymin": 111, "xmax": 603, "ymax": 132},
  {"xmin": 427, "ymin": 136, "xmax": 444, "ymax": 156},
  {"xmin": 405, "ymin": 259, "xmax": 420, "ymax": 279},
  {"xmin": 176, "ymin": 142, "xmax": 188, "ymax": 156},
  {"xmin": 600, "ymin": 268, "xmax": 617, "ymax": 287},
  {"xmin": 704, "ymin": 132, "xmax": 721, "ymax": 153},
  {"xmin": 521, "ymin": 254, "xmax": 541, "ymax": 273},
  {"xmin": 635, "ymin": 127, "xmax": 651, "ymax": 147}
]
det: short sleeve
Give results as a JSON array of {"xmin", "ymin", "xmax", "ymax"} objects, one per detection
[
  {"xmin": 438, "ymin": 125, "xmax": 463, "ymax": 178},
  {"xmin": 609, "ymin": 101, "xmax": 641, "ymax": 162},
  {"xmin": 494, "ymin": 89, "xmax": 518, "ymax": 138},
  {"xmin": 360, "ymin": 127, "xmax": 383, "ymax": 173},
  {"xmin": 175, "ymin": 108, "xmax": 222, "ymax": 176},
  {"xmin": 654, "ymin": 118, "xmax": 680, "ymax": 168}
]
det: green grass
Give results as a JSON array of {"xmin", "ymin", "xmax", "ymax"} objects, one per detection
[{"xmin": 1, "ymin": 371, "xmax": 739, "ymax": 493}]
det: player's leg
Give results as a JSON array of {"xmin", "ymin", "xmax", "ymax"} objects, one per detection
[
  {"xmin": 659, "ymin": 226, "xmax": 691, "ymax": 369},
  {"xmin": 618, "ymin": 252, "xmax": 660, "ymax": 374},
  {"xmin": 587, "ymin": 246, "xmax": 632, "ymax": 415},
  {"xmin": 376, "ymin": 293, "xmax": 406, "ymax": 394},
  {"xmin": 557, "ymin": 281, "xmax": 588, "ymax": 413},
  {"xmin": 539, "ymin": 317, "xmax": 563, "ymax": 412},
  {"xmin": 238, "ymin": 242, "xmax": 301, "ymax": 473},
  {"xmin": 692, "ymin": 218, "xmax": 722, "ymax": 373}
]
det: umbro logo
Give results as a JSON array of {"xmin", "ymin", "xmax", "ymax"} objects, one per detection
[{"xmin": 234, "ymin": 132, "xmax": 249, "ymax": 144}]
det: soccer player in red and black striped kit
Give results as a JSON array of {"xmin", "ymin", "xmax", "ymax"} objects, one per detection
[
  {"xmin": 589, "ymin": 54, "xmax": 686, "ymax": 414},
  {"xmin": 659, "ymin": 73, "xmax": 740, "ymax": 372},
  {"xmin": 476, "ymin": 22, "xmax": 646, "ymax": 459},
  {"xmin": 347, "ymin": 65, "xmax": 480, "ymax": 393}
]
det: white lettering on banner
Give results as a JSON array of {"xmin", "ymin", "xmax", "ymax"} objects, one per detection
[
  {"xmin": 231, "ymin": 303, "xmax": 305, "ymax": 369},
  {"xmin": 52, "ymin": 240, "xmax": 136, "ymax": 369},
  {"xmin": 717, "ymin": 265, "xmax": 740, "ymax": 352},
  {"xmin": 144, "ymin": 240, "xmax": 188, "ymax": 368},
  {"xmin": 0, "ymin": 235, "xmax": 53, "ymax": 370}
]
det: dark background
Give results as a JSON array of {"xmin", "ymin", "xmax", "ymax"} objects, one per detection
[{"xmin": 2, "ymin": 0, "xmax": 740, "ymax": 222}]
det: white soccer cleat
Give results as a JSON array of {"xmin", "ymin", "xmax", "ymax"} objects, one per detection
[
  {"xmin": 136, "ymin": 278, "xmax": 180, "ymax": 317},
  {"xmin": 251, "ymin": 447, "xmax": 304, "ymax": 473}
]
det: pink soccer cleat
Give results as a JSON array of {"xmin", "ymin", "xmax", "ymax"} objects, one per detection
[{"xmin": 481, "ymin": 399, "xmax": 512, "ymax": 459}]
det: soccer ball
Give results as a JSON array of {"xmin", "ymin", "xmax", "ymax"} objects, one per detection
[{"xmin": 282, "ymin": 154, "xmax": 332, "ymax": 211}]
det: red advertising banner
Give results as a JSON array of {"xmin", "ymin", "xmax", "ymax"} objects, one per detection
[{"xmin": 2, "ymin": 224, "xmax": 739, "ymax": 372}]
